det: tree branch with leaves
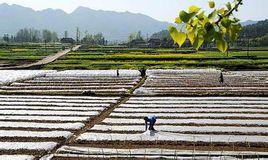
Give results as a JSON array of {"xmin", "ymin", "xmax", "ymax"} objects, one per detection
[{"xmin": 169, "ymin": 0, "xmax": 243, "ymax": 52}]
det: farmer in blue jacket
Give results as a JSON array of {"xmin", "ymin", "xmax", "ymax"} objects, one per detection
[{"xmin": 144, "ymin": 115, "xmax": 156, "ymax": 131}]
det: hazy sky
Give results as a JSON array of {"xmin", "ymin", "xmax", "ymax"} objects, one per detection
[{"xmin": 0, "ymin": 0, "xmax": 267, "ymax": 22}]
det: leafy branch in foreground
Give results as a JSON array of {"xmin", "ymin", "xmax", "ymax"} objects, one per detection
[{"xmin": 169, "ymin": 0, "xmax": 243, "ymax": 52}]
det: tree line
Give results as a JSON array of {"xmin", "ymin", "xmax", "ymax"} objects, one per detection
[
  {"xmin": 81, "ymin": 32, "xmax": 107, "ymax": 45},
  {"xmin": 1, "ymin": 28, "xmax": 107, "ymax": 45},
  {"xmin": 2, "ymin": 28, "xmax": 58, "ymax": 43},
  {"xmin": 128, "ymin": 31, "xmax": 144, "ymax": 42}
]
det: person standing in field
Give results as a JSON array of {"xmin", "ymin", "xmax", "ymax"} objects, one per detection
[
  {"xmin": 144, "ymin": 115, "xmax": 156, "ymax": 131},
  {"xmin": 219, "ymin": 72, "xmax": 224, "ymax": 84}
]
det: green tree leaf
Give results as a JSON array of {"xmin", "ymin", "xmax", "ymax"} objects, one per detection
[
  {"xmin": 169, "ymin": 26, "xmax": 187, "ymax": 47},
  {"xmin": 208, "ymin": 10, "xmax": 217, "ymax": 20},
  {"xmin": 228, "ymin": 24, "xmax": 242, "ymax": 44},
  {"xmin": 221, "ymin": 18, "xmax": 232, "ymax": 28},
  {"xmin": 214, "ymin": 32, "xmax": 222, "ymax": 40},
  {"xmin": 197, "ymin": 11, "xmax": 206, "ymax": 20},
  {"xmin": 193, "ymin": 37, "xmax": 204, "ymax": 50},
  {"xmin": 188, "ymin": 31, "xmax": 195, "ymax": 45},
  {"xmin": 189, "ymin": 5, "xmax": 200, "ymax": 13},
  {"xmin": 204, "ymin": 22, "xmax": 214, "ymax": 32},
  {"xmin": 175, "ymin": 17, "xmax": 182, "ymax": 24},
  {"xmin": 218, "ymin": 8, "xmax": 225, "ymax": 15},
  {"xmin": 169, "ymin": 0, "xmax": 243, "ymax": 52},
  {"xmin": 226, "ymin": 2, "xmax": 232, "ymax": 10},
  {"xmin": 204, "ymin": 23, "xmax": 215, "ymax": 42},
  {"xmin": 209, "ymin": 1, "xmax": 215, "ymax": 8},
  {"xmin": 216, "ymin": 39, "xmax": 228, "ymax": 52},
  {"xmin": 179, "ymin": 11, "xmax": 196, "ymax": 23}
]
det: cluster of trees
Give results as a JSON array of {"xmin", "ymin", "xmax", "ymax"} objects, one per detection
[
  {"xmin": 150, "ymin": 30, "xmax": 171, "ymax": 40},
  {"xmin": 150, "ymin": 30, "xmax": 175, "ymax": 48},
  {"xmin": 127, "ymin": 31, "xmax": 148, "ymax": 48},
  {"xmin": 1, "ymin": 28, "xmax": 108, "ymax": 45},
  {"xmin": 81, "ymin": 33, "xmax": 107, "ymax": 45},
  {"xmin": 128, "ymin": 31, "xmax": 144, "ymax": 42},
  {"xmin": 2, "ymin": 28, "xmax": 58, "ymax": 43}
]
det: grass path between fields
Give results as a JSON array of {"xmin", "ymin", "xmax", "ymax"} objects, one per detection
[{"xmin": 0, "ymin": 45, "xmax": 81, "ymax": 70}]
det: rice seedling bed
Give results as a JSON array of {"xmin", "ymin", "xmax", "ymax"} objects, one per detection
[
  {"xmin": 59, "ymin": 96, "xmax": 268, "ymax": 159},
  {"xmin": 102, "ymin": 118, "xmax": 268, "ymax": 127},
  {"xmin": 2, "ymin": 69, "xmax": 268, "ymax": 159},
  {"xmin": 134, "ymin": 70, "xmax": 268, "ymax": 96},
  {"xmin": 0, "ymin": 70, "xmax": 55, "ymax": 86},
  {"xmin": 0, "ymin": 155, "xmax": 35, "ymax": 160},
  {"xmin": 0, "ymin": 70, "xmax": 141, "ymax": 96},
  {"xmin": 45, "ymin": 146, "xmax": 268, "ymax": 160},
  {"xmin": 90, "ymin": 124, "xmax": 268, "ymax": 135},
  {"xmin": 0, "ymin": 94, "xmax": 120, "ymax": 158}
]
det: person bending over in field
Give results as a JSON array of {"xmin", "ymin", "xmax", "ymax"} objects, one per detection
[{"xmin": 144, "ymin": 115, "xmax": 156, "ymax": 131}]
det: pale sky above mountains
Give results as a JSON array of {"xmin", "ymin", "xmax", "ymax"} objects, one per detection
[{"xmin": 0, "ymin": 0, "xmax": 267, "ymax": 22}]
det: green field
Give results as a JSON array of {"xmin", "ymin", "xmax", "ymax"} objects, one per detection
[
  {"xmin": 43, "ymin": 46, "xmax": 268, "ymax": 70},
  {"xmin": 0, "ymin": 43, "xmax": 70, "ymax": 67}
]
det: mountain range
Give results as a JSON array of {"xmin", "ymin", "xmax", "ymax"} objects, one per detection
[
  {"xmin": 0, "ymin": 3, "xmax": 171, "ymax": 41},
  {"xmin": 241, "ymin": 20, "xmax": 258, "ymax": 26},
  {"xmin": 0, "ymin": 3, "xmax": 261, "ymax": 41}
]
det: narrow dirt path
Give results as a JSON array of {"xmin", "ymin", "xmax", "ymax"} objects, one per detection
[
  {"xmin": 40, "ymin": 75, "xmax": 148, "ymax": 159},
  {"xmin": 0, "ymin": 45, "xmax": 81, "ymax": 70}
]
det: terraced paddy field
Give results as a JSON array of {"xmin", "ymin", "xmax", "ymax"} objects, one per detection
[
  {"xmin": 42, "ymin": 47, "xmax": 268, "ymax": 70},
  {"xmin": 0, "ymin": 43, "xmax": 70, "ymax": 67},
  {"xmin": 0, "ymin": 69, "xmax": 268, "ymax": 159}
]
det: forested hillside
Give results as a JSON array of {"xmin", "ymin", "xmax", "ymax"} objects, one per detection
[
  {"xmin": 241, "ymin": 20, "xmax": 268, "ymax": 38},
  {"xmin": 240, "ymin": 20, "xmax": 268, "ymax": 47}
]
